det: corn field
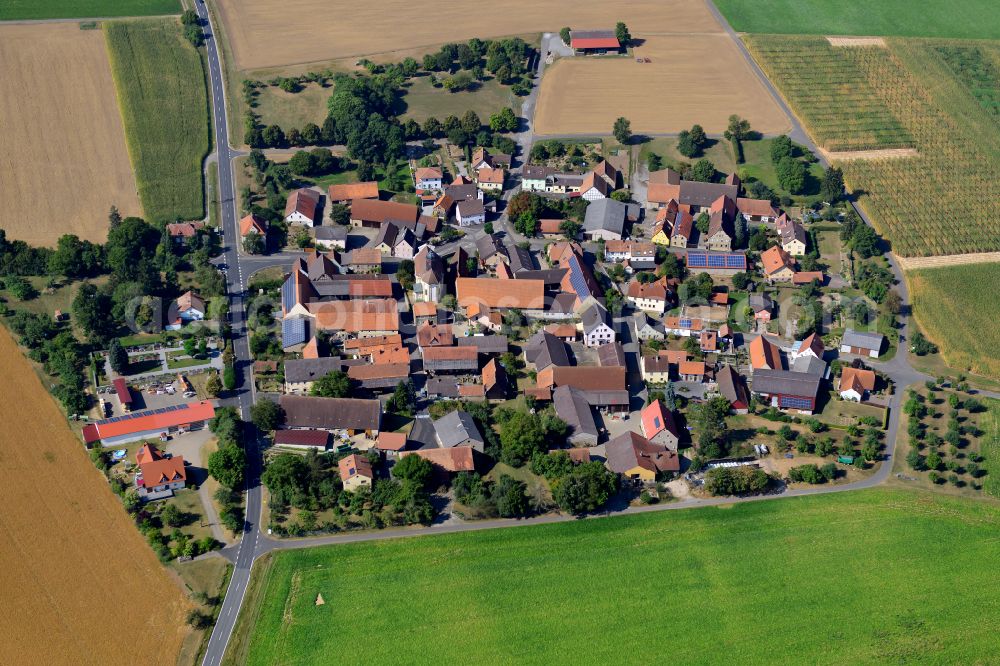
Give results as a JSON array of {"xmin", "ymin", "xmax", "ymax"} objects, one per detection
[{"xmin": 748, "ymin": 36, "xmax": 1000, "ymax": 257}]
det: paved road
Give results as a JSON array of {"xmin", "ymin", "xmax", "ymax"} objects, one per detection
[
  {"xmin": 195, "ymin": 2, "xmax": 265, "ymax": 664},
  {"xmin": 196, "ymin": 5, "xmax": 935, "ymax": 662}
]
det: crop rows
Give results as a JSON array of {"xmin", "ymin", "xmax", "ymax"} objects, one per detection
[
  {"xmin": 748, "ymin": 36, "xmax": 1000, "ymax": 257},
  {"xmin": 745, "ymin": 36, "xmax": 913, "ymax": 151},
  {"xmin": 935, "ymin": 45, "xmax": 1000, "ymax": 120}
]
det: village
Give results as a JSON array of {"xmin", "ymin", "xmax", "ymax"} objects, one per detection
[{"xmin": 81, "ymin": 25, "xmax": 901, "ymax": 524}]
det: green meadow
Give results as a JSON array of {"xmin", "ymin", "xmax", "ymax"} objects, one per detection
[
  {"xmin": 227, "ymin": 488, "xmax": 1000, "ymax": 665},
  {"xmin": 0, "ymin": 0, "xmax": 179, "ymax": 21}
]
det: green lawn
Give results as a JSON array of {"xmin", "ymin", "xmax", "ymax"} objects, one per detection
[
  {"xmin": 398, "ymin": 75, "xmax": 513, "ymax": 123},
  {"xmin": 714, "ymin": 0, "xmax": 1000, "ymax": 40},
  {"xmin": 255, "ymin": 82, "xmax": 332, "ymax": 131},
  {"xmin": 984, "ymin": 401, "xmax": 1000, "ymax": 498},
  {"xmin": 227, "ymin": 488, "xmax": 1000, "ymax": 665},
  {"xmin": 105, "ymin": 18, "xmax": 210, "ymax": 222},
  {"xmin": 0, "ymin": 0, "xmax": 178, "ymax": 20}
]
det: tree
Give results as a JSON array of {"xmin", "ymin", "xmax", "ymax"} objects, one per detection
[
  {"xmin": 310, "ymin": 370, "xmax": 350, "ymax": 398},
  {"xmin": 388, "ymin": 379, "xmax": 416, "ymax": 416},
  {"xmin": 613, "ymin": 116, "xmax": 632, "ymax": 145},
  {"xmin": 695, "ymin": 212, "xmax": 711, "ymax": 233},
  {"xmin": 615, "ymin": 22, "xmax": 631, "ymax": 46},
  {"xmin": 490, "ymin": 107, "xmax": 518, "ymax": 133},
  {"xmin": 689, "ymin": 396, "xmax": 730, "ymax": 458},
  {"xmin": 250, "ymin": 399, "xmax": 284, "ymax": 432},
  {"xmin": 205, "ymin": 373, "xmax": 222, "ymax": 397},
  {"xmin": 72, "ymin": 282, "xmax": 115, "ymax": 343},
  {"xmin": 107, "ymin": 338, "xmax": 129, "ymax": 375},
  {"xmin": 553, "ymin": 462, "xmax": 618, "ymax": 514},
  {"xmin": 690, "ymin": 158, "xmax": 716, "ymax": 182},
  {"xmin": 911, "ymin": 332, "xmax": 938, "ymax": 356},
  {"xmin": 559, "ymin": 220, "xmax": 581, "ymax": 240},
  {"xmin": 775, "ymin": 156, "xmax": 806, "ymax": 194},
  {"xmin": 223, "ymin": 365, "xmax": 237, "ymax": 391},
  {"xmin": 500, "ymin": 411, "xmax": 547, "ymax": 466},
  {"xmin": 769, "ymin": 135, "xmax": 793, "ymax": 163},
  {"xmin": 724, "ymin": 115, "xmax": 751, "ymax": 142},
  {"xmin": 160, "ymin": 503, "xmax": 183, "ymax": 528},
  {"xmin": 677, "ymin": 130, "xmax": 696, "ymax": 158},
  {"xmin": 850, "ymin": 224, "xmax": 880, "ymax": 258},
  {"xmin": 705, "ymin": 466, "xmax": 770, "ymax": 496},
  {"xmin": 494, "ymin": 475, "xmax": 529, "ymax": 517},
  {"xmin": 460, "ymin": 110, "xmax": 481, "ymax": 135},
  {"xmin": 392, "ymin": 454, "xmax": 433, "ymax": 489},
  {"xmin": 560, "ymin": 27, "xmax": 571, "ymax": 45},
  {"xmin": 820, "ymin": 166, "xmax": 845, "ymax": 202},
  {"xmin": 208, "ymin": 444, "xmax": 246, "ymax": 489},
  {"xmin": 243, "ymin": 231, "xmax": 265, "ymax": 255},
  {"xmin": 49, "ymin": 234, "xmax": 102, "ymax": 278},
  {"xmin": 925, "ymin": 450, "xmax": 942, "ymax": 471},
  {"xmin": 514, "ymin": 212, "xmax": 539, "ymax": 237},
  {"xmin": 396, "ymin": 258, "xmax": 415, "ymax": 292}
]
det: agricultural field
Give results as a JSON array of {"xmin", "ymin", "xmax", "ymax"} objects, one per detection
[
  {"xmin": 215, "ymin": 0, "xmax": 721, "ymax": 70},
  {"xmin": 105, "ymin": 18, "xmax": 210, "ymax": 223},
  {"xmin": 226, "ymin": 488, "xmax": 1000, "ymax": 665},
  {"xmin": 908, "ymin": 263, "xmax": 1000, "ymax": 379},
  {"xmin": 0, "ymin": 23, "xmax": 141, "ymax": 246},
  {"xmin": 399, "ymin": 75, "xmax": 514, "ymax": 124},
  {"xmin": 714, "ymin": 0, "xmax": 1000, "ymax": 40},
  {"xmin": 254, "ymin": 82, "xmax": 332, "ymax": 131},
  {"xmin": 0, "ymin": 327, "xmax": 191, "ymax": 663},
  {"xmin": 0, "ymin": 0, "xmax": 179, "ymax": 20},
  {"xmin": 535, "ymin": 34, "xmax": 791, "ymax": 136},
  {"xmin": 746, "ymin": 36, "xmax": 1000, "ymax": 257}
]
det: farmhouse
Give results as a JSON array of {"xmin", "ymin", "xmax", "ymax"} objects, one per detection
[
  {"xmin": 663, "ymin": 315, "xmax": 703, "ymax": 337},
  {"xmin": 134, "ymin": 444, "xmax": 186, "ymax": 500},
  {"xmin": 456, "ymin": 198, "xmax": 486, "ymax": 226},
  {"xmin": 839, "ymin": 366, "xmax": 877, "ymax": 402},
  {"xmin": 776, "ymin": 214, "xmax": 807, "ymax": 255},
  {"xmin": 626, "ymin": 279, "xmax": 669, "ymax": 314},
  {"xmin": 705, "ymin": 195, "xmax": 737, "ymax": 251},
  {"xmin": 583, "ymin": 198, "xmax": 636, "ymax": 240},
  {"xmin": 434, "ymin": 410, "xmax": 485, "ymax": 452},
  {"xmin": 841, "ymin": 329, "xmax": 885, "ymax": 358},
  {"xmin": 166, "ymin": 291, "xmax": 205, "ymax": 330},
  {"xmin": 605, "ymin": 431, "xmax": 679, "ymax": 482},
  {"xmin": 284, "ymin": 188, "xmax": 320, "ymax": 226},
  {"xmin": 604, "ymin": 240, "xmax": 656, "ymax": 268},
  {"xmin": 112, "ymin": 377, "xmax": 133, "ymax": 413},
  {"xmin": 685, "ymin": 250, "xmax": 747, "ymax": 275},
  {"xmin": 749, "ymin": 293, "xmax": 774, "ymax": 322},
  {"xmin": 524, "ymin": 331, "xmax": 571, "ymax": 371},
  {"xmin": 536, "ymin": 365, "xmax": 628, "ymax": 414},
  {"xmin": 737, "ymin": 197, "xmax": 780, "ymax": 223},
  {"xmin": 456, "ymin": 277, "xmax": 546, "ymax": 313},
  {"xmin": 240, "ymin": 213, "xmax": 268, "ymax": 238},
  {"xmin": 307, "ymin": 299, "xmax": 400, "ymax": 338},
  {"xmin": 641, "ymin": 355, "xmax": 672, "ymax": 384},
  {"xmin": 314, "ymin": 225, "xmax": 347, "ymax": 251},
  {"xmin": 570, "ymin": 29, "xmax": 621, "ymax": 55},
  {"xmin": 339, "ymin": 454, "xmax": 374, "ymax": 492},
  {"xmin": 791, "ymin": 332, "xmax": 824, "ymax": 360},
  {"xmin": 716, "ymin": 364, "xmax": 751, "ymax": 414},
  {"xmin": 414, "ymin": 166, "xmax": 443, "ymax": 191},
  {"xmin": 422, "ymin": 346, "xmax": 479, "ymax": 374},
  {"xmin": 641, "ymin": 399, "xmax": 680, "ymax": 450},
  {"xmin": 670, "ymin": 209, "xmax": 695, "ymax": 248},
  {"xmin": 558, "ymin": 249, "xmax": 601, "ymax": 307},
  {"xmin": 273, "ymin": 429, "xmax": 330, "ymax": 450},
  {"xmin": 349, "ymin": 198, "xmax": 419, "ymax": 229},
  {"xmin": 346, "ymin": 248, "xmax": 383, "ymax": 273},
  {"xmin": 552, "ymin": 385, "xmax": 600, "ymax": 447},
  {"xmin": 475, "ymin": 166, "xmax": 505, "ymax": 192},
  {"xmin": 279, "ymin": 395, "xmax": 381, "ymax": 437},
  {"xmin": 678, "ymin": 360, "xmax": 709, "ymax": 383},
  {"xmin": 471, "ymin": 147, "xmax": 510, "ymax": 170},
  {"xmin": 580, "ymin": 171, "xmax": 612, "ymax": 201},
  {"xmin": 372, "ymin": 222, "xmax": 416, "ymax": 258},
  {"xmin": 646, "ymin": 168, "xmax": 740, "ymax": 212},
  {"xmin": 751, "ymin": 369, "xmax": 821, "ymax": 414},
  {"xmin": 749, "ymin": 335, "xmax": 782, "ymax": 371},
  {"xmin": 328, "ymin": 181, "xmax": 379, "ymax": 204},
  {"xmin": 83, "ymin": 400, "xmax": 216, "ymax": 446},
  {"xmin": 635, "ymin": 313, "xmax": 665, "ymax": 342},
  {"xmin": 581, "ymin": 302, "xmax": 615, "ymax": 347},
  {"xmin": 284, "ymin": 358, "xmax": 350, "ymax": 394},
  {"xmin": 760, "ymin": 245, "xmax": 797, "ymax": 282},
  {"xmin": 166, "ymin": 221, "xmax": 204, "ymax": 245}
]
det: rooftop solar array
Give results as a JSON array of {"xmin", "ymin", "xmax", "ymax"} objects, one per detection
[
  {"xmin": 96, "ymin": 403, "xmax": 188, "ymax": 426},
  {"xmin": 567, "ymin": 254, "xmax": 594, "ymax": 299},
  {"xmin": 687, "ymin": 251, "xmax": 746, "ymax": 269}
]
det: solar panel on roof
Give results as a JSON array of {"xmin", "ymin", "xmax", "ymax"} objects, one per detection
[
  {"xmin": 726, "ymin": 255, "xmax": 745, "ymax": 268},
  {"xmin": 780, "ymin": 396, "xmax": 813, "ymax": 409},
  {"xmin": 653, "ymin": 416, "xmax": 661, "ymax": 428},
  {"xmin": 680, "ymin": 318, "xmax": 692, "ymax": 328},
  {"xmin": 707, "ymin": 254, "xmax": 725, "ymax": 267}
]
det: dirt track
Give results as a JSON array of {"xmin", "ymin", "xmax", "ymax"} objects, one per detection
[
  {"xmin": 0, "ymin": 327, "xmax": 190, "ymax": 664},
  {"xmin": 0, "ymin": 24, "xmax": 141, "ymax": 246}
]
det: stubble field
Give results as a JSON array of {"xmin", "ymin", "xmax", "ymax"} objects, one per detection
[
  {"xmin": 226, "ymin": 489, "xmax": 1000, "ymax": 665},
  {"xmin": 534, "ymin": 34, "xmax": 791, "ymax": 136},
  {"xmin": 0, "ymin": 327, "xmax": 190, "ymax": 664},
  {"xmin": 0, "ymin": 23, "xmax": 141, "ymax": 246},
  {"xmin": 215, "ymin": 0, "xmax": 721, "ymax": 70}
]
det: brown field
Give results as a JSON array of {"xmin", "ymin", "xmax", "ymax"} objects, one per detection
[
  {"xmin": 0, "ymin": 24, "xmax": 141, "ymax": 246},
  {"xmin": 534, "ymin": 34, "xmax": 792, "ymax": 136},
  {"xmin": 897, "ymin": 252, "xmax": 1000, "ymax": 271},
  {"xmin": 0, "ymin": 328, "xmax": 190, "ymax": 664},
  {"xmin": 216, "ymin": 0, "xmax": 721, "ymax": 70}
]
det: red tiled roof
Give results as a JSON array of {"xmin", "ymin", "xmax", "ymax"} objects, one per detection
[
  {"xmin": 329, "ymin": 181, "xmax": 379, "ymax": 201},
  {"xmin": 84, "ymin": 401, "xmax": 215, "ymax": 443}
]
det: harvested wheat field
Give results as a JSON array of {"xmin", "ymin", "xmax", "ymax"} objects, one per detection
[
  {"xmin": 0, "ymin": 24, "xmax": 141, "ymax": 247},
  {"xmin": 534, "ymin": 35, "xmax": 792, "ymax": 136},
  {"xmin": 217, "ymin": 0, "xmax": 721, "ymax": 70},
  {"xmin": 0, "ymin": 328, "xmax": 190, "ymax": 664}
]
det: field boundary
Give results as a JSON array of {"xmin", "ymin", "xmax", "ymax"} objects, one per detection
[
  {"xmin": 898, "ymin": 251, "xmax": 1000, "ymax": 270},
  {"xmin": 827, "ymin": 36, "xmax": 887, "ymax": 47},
  {"xmin": 823, "ymin": 147, "xmax": 919, "ymax": 161}
]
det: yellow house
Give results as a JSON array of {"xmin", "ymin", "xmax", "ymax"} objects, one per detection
[{"xmin": 651, "ymin": 214, "xmax": 671, "ymax": 246}]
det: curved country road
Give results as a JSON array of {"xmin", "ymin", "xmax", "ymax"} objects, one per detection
[{"xmin": 197, "ymin": 3, "xmax": 933, "ymax": 664}]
